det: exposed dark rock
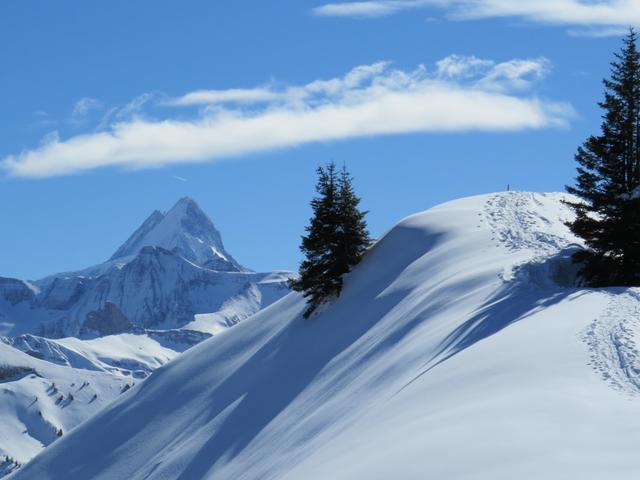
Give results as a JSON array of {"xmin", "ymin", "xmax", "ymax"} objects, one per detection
[{"xmin": 81, "ymin": 302, "xmax": 133, "ymax": 336}]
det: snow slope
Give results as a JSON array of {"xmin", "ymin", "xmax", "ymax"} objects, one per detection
[
  {"xmin": 12, "ymin": 192, "xmax": 640, "ymax": 480},
  {"xmin": 0, "ymin": 327, "xmax": 210, "ymax": 475},
  {"xmin": 0, "ymin": 341, "xmax": 135, "ymax": 473}
]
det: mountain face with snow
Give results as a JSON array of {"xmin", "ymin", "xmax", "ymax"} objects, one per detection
[
  {"xmin": 110, "ymin": 197, "xmax": 244, "ymax": 272},
  {"xmin": 11, "ymin": 191, "xmax": 640, "ymax": 480},
  {"xmin": 0, "ymin": 197, "xmax": 292, "ymax": 338},
  {"xmin": 0, "ymin": 197, "xmax": 293, "ymax": 475}
]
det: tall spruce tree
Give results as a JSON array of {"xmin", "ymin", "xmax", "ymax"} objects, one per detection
[
  {"xmin": 291, "ymin": 163, "xmax": 341, "ymax": 318},
  {"xmin": 291, "ymin": 162, "xmax": 370, "ymax": 318},
  {"xmin": 333, "ymin": 165, "xmax": 371, "ymax": 281},
  {"xmin": 566, "ymin": 29, "xmax": 640, "ymax": 286}
]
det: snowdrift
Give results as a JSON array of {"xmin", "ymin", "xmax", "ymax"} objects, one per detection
[{"xmin": 11, "ymin": 192, "xmax": 640, "ymax": 480}]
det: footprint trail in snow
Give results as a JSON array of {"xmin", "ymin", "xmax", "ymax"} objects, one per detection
[
  {"xmin": 483, "ymin": 192, "xmax": 575, "ymax": 256},
  {"xmin": 484, "ymin": 192, "xmax": 640, "ymax": 396},
  {"xmin": 583, "ymin": 291, "xmax": 640, "ymax": 396}
]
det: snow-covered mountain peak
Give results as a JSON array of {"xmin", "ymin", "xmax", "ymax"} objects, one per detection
[
  {"xmin": 109, "ymin": 197, "xmax": 244, "ymax": 272},
  {"xmin": 170, "ymin": 196, "xmax": 200, "ymax": 211}
]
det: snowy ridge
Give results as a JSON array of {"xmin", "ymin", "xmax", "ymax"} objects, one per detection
[
  {"xmin": 110, "ymin": 197, "xmax": 244, "ymax": 272},
  {"xmin": 110, "ymin": 210, "xmax": 165, "ymax": 262},
  {"xmin": 1, "ymin": 253, "xmax": 291, "ymax": 338},
  {"xmin": 12, "ymin": 191, "xmax": 640, "ymax": 480},
  {"xmin": 1, "ymin": 329, "xmax": 207, "ymax": 378}
]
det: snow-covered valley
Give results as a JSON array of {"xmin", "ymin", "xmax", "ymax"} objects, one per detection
[{"xmin": 9, "ymin": 191, "xmax": 640, "ymax": 480}]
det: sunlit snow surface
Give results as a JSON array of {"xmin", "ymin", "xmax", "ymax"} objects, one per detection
[{"xmin": 10, "ymin": 192, "xmax": 640, "ymax": 480}]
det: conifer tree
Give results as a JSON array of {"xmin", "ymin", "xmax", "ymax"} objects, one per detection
[
  {"xmin": 332, "ymin": 165, "xmax": 371, "ymax": 282},
  {"xmin": 291, "ymin": 162, "xmax": 370, "ymax": 318},
  {"xmin": 291, "ymin": 163, "xmax": 340, "ymax": 317},
  {"xmin": 566, "ymin": 29, "xmax": 640, "ymax": 286}
]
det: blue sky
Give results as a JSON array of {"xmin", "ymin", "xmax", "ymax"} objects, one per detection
[{"xmin": 0, "ymin": 1, "xmax": 635, "ymax": 279}]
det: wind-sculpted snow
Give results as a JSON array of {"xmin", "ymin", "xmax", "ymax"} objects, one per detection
[{"xmin": 12, "ymin": 191, "xmax": 640, "ymax": 480}]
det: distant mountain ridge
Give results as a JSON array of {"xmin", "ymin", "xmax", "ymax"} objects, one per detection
[{"xmin": 0, "ymin": 197, "xmax": 293, "ymax": 338}]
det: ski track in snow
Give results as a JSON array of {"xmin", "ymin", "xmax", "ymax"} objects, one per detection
[
  {"xmin": 583, "ymin": 291, "xmax": 640, "ymax": 397},
  {"xmin": 484, "ymin": 192, "xmax": 640, "ymax": 397}
]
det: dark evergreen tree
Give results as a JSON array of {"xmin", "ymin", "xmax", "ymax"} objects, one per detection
[
  {"xmin": 290, "ymin": 163, "xmax": 341, "ymax": 318},
  {"xmin": 291, "ymin": 162, "xmax": 370, "ymax": 318},
  {"xmin": 566, "ymin": 29, "xmax": 640, "ymax": 286},
  {"xmin": 332, "ymin": 165, "xmax": 371, "ymax": 283}
]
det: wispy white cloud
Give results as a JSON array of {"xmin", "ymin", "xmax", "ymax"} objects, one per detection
[
  {"xmin": 71, "ymin": 97, "xmax": 102, "ymax": 119},
  {"xmin": 31, "ymin": 110, "xmax": 56, "ymax": 129},
  {"xmin": 39, "ymin": 131, "xmax": 60, "ymax": 146},
  {"xmin": 480, "ymin": 58, "xmax": 550, "ymax": 90},
  {"xmin": 166, "ymin": 62, "xmax": 392, "ymax": 108},
  {"xmin": 95, "ymin": 93, "xmax": 157, "ymax": 131},
  {"xmin": 313, "ymin": 0, "xmax": 640, "ymax": 34},
  {"xmin": 166, "ymin": 88, "xmax": 280, "ymax": 106},
  {"xmin": 313, "ymin": 0, "xmax": 430, "ymax": 17},
  {"xmin": 436, "ymin": 55, "xmax": 494, "ymax": 78},
  {"xmin": 567, "ymin": 26, "xmax": 629, "ymax": 38},
  {"xmin": 1, "ymin": 57, "xmax": 572, "ymax": 178},
  {"xmin": 436, "ymin": 55, "xmax": 550, "ymax": 92},
  {"xmin": 114, "ymin": 93, "xmax": 155, "ymax": 120}
]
